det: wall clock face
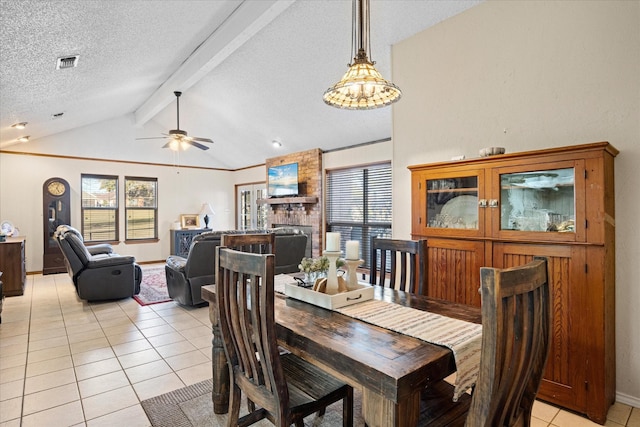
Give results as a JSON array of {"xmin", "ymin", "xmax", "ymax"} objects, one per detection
[{"xmin": 47, "ymin": 181, "xmax": 66, "ymax": 196}]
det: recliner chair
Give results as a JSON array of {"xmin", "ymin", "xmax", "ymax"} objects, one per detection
[
  {"xmin": 274, "ymin": 233, "xmax": 307, "ymax": 274},
  {"xmin": 165, "ymin": 229, "xmax": 308, "ymax": 306},
  {"xmin": 55, "ymin": 225, "xmax": 115, "ymax": 257},
  {"xmin": 54, "ymin": 225, "xmax": 142, "ymax": 301},
  {"xmin": 165, "ymin": 231, "xmax": 222, "ymax": 306}
]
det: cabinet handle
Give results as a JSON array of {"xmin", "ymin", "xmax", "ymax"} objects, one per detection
[
  {"xmin": 489, "ymin": 199, "xmax": 499, "ymax": 208},
  {"xmin": 478, "ymin": 199, "xmax": 488, "ymax": 208}
]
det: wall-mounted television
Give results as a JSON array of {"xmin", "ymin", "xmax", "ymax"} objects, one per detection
[{"xmin": 268, "ymin": 163, "xmax": 299, "ymax": 197}]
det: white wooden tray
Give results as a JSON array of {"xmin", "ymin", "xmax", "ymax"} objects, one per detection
[{"xmin": 284, "ymin": 282, "xmax": 374, "ymax": 310}]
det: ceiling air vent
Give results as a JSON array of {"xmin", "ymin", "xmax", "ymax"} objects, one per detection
[{"xmin": 56, "ymin": 55, "xmax": 79, "ymax": 70}]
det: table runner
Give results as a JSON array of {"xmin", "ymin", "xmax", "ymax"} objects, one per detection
[
  {"xmin": 275, "ymin": 275, "xmax": 482, "ymax": 401},
  {"xmin": 336, "ymin": 299, "xmax": 482, "ymax": 401}
]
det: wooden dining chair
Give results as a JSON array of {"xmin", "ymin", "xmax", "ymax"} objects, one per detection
[
  {"xmin": 221, "ymin": 233, "xmax": 275, "ymax": 255},
  {"xmin": 369, "ymin": 236, "xmax": 427, "ymax": 294},
  {"xmin": 216, "ymin": 247, "xmax": 354, "ymax": 427},
  {"xmin": 219, "ymin": 233, "xmax": 276, "ymax": 414},
  {"xmin": 420, "ymin": 257, "xmax": 552, "ymax": 427}
]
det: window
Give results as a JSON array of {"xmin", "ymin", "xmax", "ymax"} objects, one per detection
[
  {"xmin": 81, "ymin": 174, "xmax": 118, "ymax": 242},
  {"xmin": 326, "ymin": 162, "xmax": 392, "ymax": 269},
  {"xmin": 125, "ymin": 177, "xmax": 158, "ymax": 240}
]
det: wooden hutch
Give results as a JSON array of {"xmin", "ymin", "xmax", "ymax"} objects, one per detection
[{"xmin": 409, "ymin": 141, "xmax": 617, "ymax": 424}]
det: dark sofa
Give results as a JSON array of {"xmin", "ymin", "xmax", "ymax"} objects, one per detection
[{"xmin": 165, "ymin": 228, "xmax": 307, "ymax": 306}]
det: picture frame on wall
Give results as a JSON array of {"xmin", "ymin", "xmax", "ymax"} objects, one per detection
[{"xmin": 181, "ymin": 214, "xmax": 200, "ymax": 229}]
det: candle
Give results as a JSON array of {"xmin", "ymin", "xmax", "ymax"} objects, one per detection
[
  {"xmin": 345, "ymin": 240, "xmax": 359, "ymax": 260},
  {"xmin": 326, "ymin": 232, "xmax": 340, "ymax": 252}
]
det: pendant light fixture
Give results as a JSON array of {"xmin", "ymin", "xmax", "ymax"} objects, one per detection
[{"xmin": 323, "ymin": 0, "xmax": 401, "ymax": 110}]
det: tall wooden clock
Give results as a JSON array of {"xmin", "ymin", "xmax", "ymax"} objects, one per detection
[{"xmin": 43, "ymin": 177, "xmax": 70, "ymax": 274}]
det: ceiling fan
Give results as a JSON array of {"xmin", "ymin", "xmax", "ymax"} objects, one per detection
[{"xmin": 137, "ymin": 91, "xmax": 213, "ymax": 151}]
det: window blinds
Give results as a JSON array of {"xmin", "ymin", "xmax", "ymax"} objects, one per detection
[{"xmin": 326, "ymin": 162, "xmax": 392, "ymax": 268}]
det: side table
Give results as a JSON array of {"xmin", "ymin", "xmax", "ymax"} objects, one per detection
[{"xmin": 170, "ymin": 229, "xmax": 208, "ymax": 257}]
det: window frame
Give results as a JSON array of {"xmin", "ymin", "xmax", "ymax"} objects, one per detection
[
  {"xmin": 124, "ymin": 176, "xmax": 158, "ymax": 242},
  {"xmin": 81, "ymin": 174, "xmax": 119, "ymax": 243}
]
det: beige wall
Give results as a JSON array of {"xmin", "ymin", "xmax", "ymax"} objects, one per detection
[{"xmin": 391, "ymin": 0, "xmax": 639, "ymax": 405}]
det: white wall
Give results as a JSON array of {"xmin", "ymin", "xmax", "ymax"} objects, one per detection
[
  {"xmin": 323, "ymin": 141, "xmax": 392, "ymax": 170},
  {"xmin": 0, "ymin": 132, "xmax": 238, "ymax": 269},
  {"xmin": 0, "ymin": 130, "xmax": 394, "ymax": 272},
  {"xmin": 232, "ymin": 166, "xmax": 266, "ymax": 185},
  {"xmin": 391, "ymin": 0, "xmax": 639, "ymax": 405}
]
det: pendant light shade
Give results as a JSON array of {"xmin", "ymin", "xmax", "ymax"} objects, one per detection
[{"xmin": 323, "ymin": 0, "xmax": 401, "ymax": 110}]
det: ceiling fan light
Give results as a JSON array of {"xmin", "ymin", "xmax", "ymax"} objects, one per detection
[{"xmin": 137, "ymin": 91, "xmax": 213, "ymax": 151}]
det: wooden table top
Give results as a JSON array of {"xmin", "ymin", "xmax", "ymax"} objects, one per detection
[{"xmin": 201, "ymin": 284, "xmax": 481, "ymax": 404}]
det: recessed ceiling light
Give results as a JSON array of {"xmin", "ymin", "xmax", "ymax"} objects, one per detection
[
  {"xmin": 11, "ymin": 122, "xmax": 27, "ymax": 129},
  {"xmin": 272, "ymin": 139, "xmax": 282, "ymax": 148},
  {"xmin": 51, "ymin": 112, "xmax": 64, "ymax": 119},
  {"xmin": 17, "ymin": 136, "xmax": 30, "ymax": 142}
]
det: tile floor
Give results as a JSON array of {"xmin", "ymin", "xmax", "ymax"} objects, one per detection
[{"xmin": 1, "ymin": 270, "xmax": 639, "ymax": 427}]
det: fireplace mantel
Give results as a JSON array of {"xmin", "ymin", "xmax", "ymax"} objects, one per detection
[{"xmin": 257, "ymin": 196, "xmax": 318, "ymax": 205}]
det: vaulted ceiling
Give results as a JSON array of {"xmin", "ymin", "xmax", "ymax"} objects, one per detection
[{"xmin": 0, "ymin": 0, "xmax": 480, "ymax": 169}]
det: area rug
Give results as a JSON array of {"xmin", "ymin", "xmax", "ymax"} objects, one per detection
[
  {"xmin": 134, "ymin": 266, "xmax": 172, "ymax": 306},
  {"xmin": 141, "ymin": 378, "xmax": 365, "ymax": 427}
]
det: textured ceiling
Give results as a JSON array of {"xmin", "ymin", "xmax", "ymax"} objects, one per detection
[{"xmin": 0, "ymin": 0, "xmax": 481, "ymax": 169}]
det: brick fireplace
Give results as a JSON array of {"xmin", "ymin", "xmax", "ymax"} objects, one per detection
[{"xmin": 265, "ymin": 148, "xmax": 323, "ymax": 257}]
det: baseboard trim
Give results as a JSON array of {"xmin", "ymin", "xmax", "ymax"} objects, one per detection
[
  {"xmin": 138, "ymin": 260, "xmax": 166, "ymax": 265},
  {"xmin": 616, "ymin": 391, "xmax": 640, "ymax": 408}
]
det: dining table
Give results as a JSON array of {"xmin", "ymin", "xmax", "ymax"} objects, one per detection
[{"xmin": 201, "ymin": 282, "xmax": 481, "ymax": 427}]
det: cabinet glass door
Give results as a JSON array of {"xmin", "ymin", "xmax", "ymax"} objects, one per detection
[
  {"xmin": 499, "ymin": 168, "xmax": 575, "ymax": 233},
  {"xmin": 426, "ymin": 176, "xmax": 479, "ymax": 230}
]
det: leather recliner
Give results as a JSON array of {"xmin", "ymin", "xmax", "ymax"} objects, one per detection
[
  {"xmin": 165, "ymin": 231, "xmax": 224, "ymax": 306},
  {"xmin": 54, "ymin": 225, "xmax": 142, "ymax": 301},
  {"xmin": 165, "ymin": 229, "xmax": 308, "ymax": 306},
  {"xmin": 274, "ymin": 233, "xmax": 308, "ymax": 275}
]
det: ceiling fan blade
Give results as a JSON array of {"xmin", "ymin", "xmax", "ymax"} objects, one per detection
[
  {"xmin": 136, "ymin": 136, "xmax": 167, "ymax": 140},
  {"xmin": 191, "ymin": 136, "xmax": 213, "ymax": 143},
  {"xmin": 187, "ymin": 140, "xmax": 210, "ymax": 150}
]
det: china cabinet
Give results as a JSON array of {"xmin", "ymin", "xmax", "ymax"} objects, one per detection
[{"xmin": 409, "ymin": 141, "xmax": 617, "ymax": 424}]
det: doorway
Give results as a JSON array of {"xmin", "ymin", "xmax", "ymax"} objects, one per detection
[{"xmin": 236, "ymin": 183, "xmax": 268, "ymax": 230}]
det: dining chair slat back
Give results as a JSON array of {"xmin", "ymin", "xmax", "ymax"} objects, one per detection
[
  {"xmin": 221, "ymin": 233, "xmax": 275, "ymax": 256},
  {"xmin": 218, "ymin": 233, "xmax": 276, "ymax": 415},
  {"xmin": 216, "ymin": 247, "xmax": 353, "ymax": 427},
  {"xmin": 467, "ymin": 257, "xmax": 552, "ymax": 426},
  {"xmin": 369, "ymin": 237, "xmax": 427, "ymax": 294},
  {"xmin": 420, "ymin": 257, "xmax": 551, "ymax": 427}
]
